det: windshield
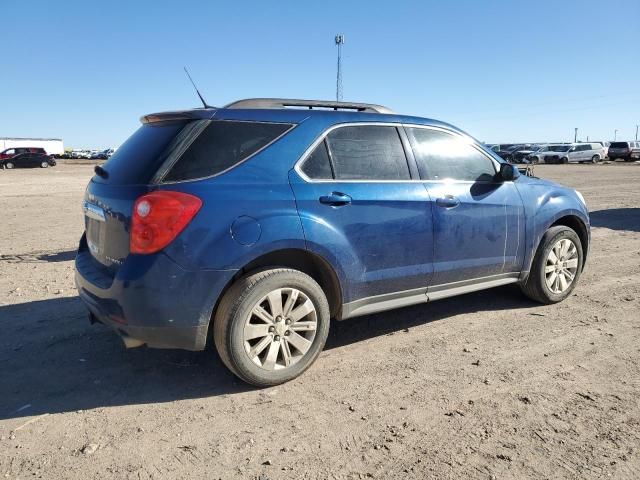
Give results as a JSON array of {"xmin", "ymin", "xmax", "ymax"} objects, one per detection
[{"xmin": 610, "ymin": 142, "xmax": 629, "ymax": 148}]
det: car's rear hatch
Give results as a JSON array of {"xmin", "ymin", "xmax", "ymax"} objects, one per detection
[
  {"xmin": 82, "ymin": 109, "xmax": 295, "ymax": 274},
  {"xmin": 83, "ymin": 117, "xmax": 199, "ymax": 272}
]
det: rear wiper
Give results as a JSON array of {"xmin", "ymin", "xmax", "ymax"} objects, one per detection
[{"xmin": 94, "ymin": 165, "xmax": 109, "ymax": 179}]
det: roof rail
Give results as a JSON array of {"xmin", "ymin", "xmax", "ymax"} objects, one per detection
[{"xmin": 223, "ymin": 98, "xmax": 394, "ymax": 114}]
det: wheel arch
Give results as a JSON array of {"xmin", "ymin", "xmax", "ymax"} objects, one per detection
[
  {"xmin": 550, "ymin": 214, "xmax": 589, "ymax": 266},
  {"xmin": 207, "ymin": 248, "xmax": 344, "ymax": 347}
]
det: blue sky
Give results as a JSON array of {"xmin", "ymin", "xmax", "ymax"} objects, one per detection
[{"xmin": 1, "ymin": 0, "xmax": 638, "ymax": 148}]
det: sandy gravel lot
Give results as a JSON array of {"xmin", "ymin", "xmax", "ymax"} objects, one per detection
[{"xmin": 1, "ymin": 163, "xmax": 639, "ymax": 479}]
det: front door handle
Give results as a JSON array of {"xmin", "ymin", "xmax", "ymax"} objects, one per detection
[
  {"xmin": 435, "ymin": 195, "xmax": 460, "ymax": 208},
  {"xmin": 319, "ymin": 192, "xmax": 352, "ymax": 206}
]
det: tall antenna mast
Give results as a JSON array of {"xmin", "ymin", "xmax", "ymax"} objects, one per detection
[{"xmin": 335, "ymin": 34, "xmax": 345, "ymax": 102}]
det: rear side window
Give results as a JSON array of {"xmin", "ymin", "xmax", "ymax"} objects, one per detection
[
  {"xmin": 407, "ymin": 127, "xmax": 496, "ymax": 182},
  {"xmin": 325, "ymin": 125, "xmax": 410, "ymax": 180},
  {"xmin": 301, "ymin": 140, "xmax": 333, "ymax": 179},
  {"xmin": 164, "ymin": 121, "xmax": 292, "ymax": 182}
]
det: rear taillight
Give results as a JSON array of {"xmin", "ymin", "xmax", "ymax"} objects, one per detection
[{"xmin": 130, "ymin": 191, "xmax": 202, "ymax": 254}]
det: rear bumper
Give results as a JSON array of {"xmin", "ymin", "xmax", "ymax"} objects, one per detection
[{"xmin": 75, "ymin": 235, "xmax": 237, "ymax": 351}]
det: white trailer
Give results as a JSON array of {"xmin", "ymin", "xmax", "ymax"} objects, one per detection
[{"xmin": 0, "ymin": 137, "xmax": 64, "ymax": 155}]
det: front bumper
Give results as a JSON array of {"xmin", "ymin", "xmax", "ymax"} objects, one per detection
[{"xmin": 75, "ymin": 236, "xmax": 237, "ymax": 351}]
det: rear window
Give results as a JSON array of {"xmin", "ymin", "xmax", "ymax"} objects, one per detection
[
  {"xmin": 163, "ymin": 121, "xmax": 292, "ymax": 182},
  {"xmin": 98, "ymin": 121, "xmax": 187, "ymax": 184},
  {"xmin": 610, "ymin": 142, "xmax": 629, "ymax": 148}
]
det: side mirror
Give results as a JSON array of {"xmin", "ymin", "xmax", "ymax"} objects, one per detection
[{"xmin": 499, "ymin": 163, "xmax": 519, "ymax": 182}]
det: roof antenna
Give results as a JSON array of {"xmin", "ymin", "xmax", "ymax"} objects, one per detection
[{"xmin": 183, "ymin": 66, "xmax": 213, "ymax": 109}]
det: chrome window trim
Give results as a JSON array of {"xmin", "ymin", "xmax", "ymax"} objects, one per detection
[
  {"xmin": 294, "ymin": 122, "xmax": 501, "ymax": 184},
  {"xmin": 294, "ymin": 122, "xmax": 415, "ymax": 183},
  {"xmin": 403, "ymin": 123, "xmax": 501, "ymax": 177},
  {"xmin": 157, "ymin": 119, "xmax": 297, "ymax": 185}
]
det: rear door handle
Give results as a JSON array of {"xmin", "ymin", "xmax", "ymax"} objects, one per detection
[
  {"xmin": 435, "ymin": 195, "xmax": 460, "ymax": 208},
  {"xmin": 319, "ymin": 192, "xmax": 352, "ymax": 206}
]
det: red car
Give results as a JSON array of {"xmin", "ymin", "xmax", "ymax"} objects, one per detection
[
  {"xmin": 0, "ymin": 147, "xmax": 55, "ymax": 169},
  {"xmin": 0, "ymin": 147, "xmax": 47, "ymax": 159}
]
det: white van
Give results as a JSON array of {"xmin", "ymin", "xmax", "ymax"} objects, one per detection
[{"xmin": 540, "ymin": 143, "xmax": 605, "ymax": 164}]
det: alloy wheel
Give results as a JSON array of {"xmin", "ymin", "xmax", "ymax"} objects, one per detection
[
  {"xmin": 545, "ymin": 238, "xmax": 579, "ymax": 294},
  {"xmin": 243, "ymin": 288, "xmax": 318, "ymax": 371}
]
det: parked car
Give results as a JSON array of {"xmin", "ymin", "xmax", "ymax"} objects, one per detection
[
  {"xmin": 70, "ymin": 149, "xmax": 92, "ymax": 159},
  {"xmin": 75, "ymin": 98, "xmax": 590, "ymax": 386},
  {"xmin": 511, "ymin": 144, "xmax": 545, "ymax": 163},
  {"xmin": 608, "ymin": 141, "xmax": 640, "ymax": 161},
  {"xmin": 91, "ymin": 149, "xmax": 112, "ymax": 160},
  {"xmin": 594, "ymin": 141, "xmax": 610, "ymax": 159},
  {"xmin": 537, "ymin": 143, "xmax": 605, "ymax": 164},
  {"xmin": 1, "ymin": 152, "xmax": 56, "ymax": 169},
  {"xmin": 0, "ymin": 147, "xmax": 47, "ymax": 160},
  {"xmin": 493, "ymin": 144, "xmax": 525, "ymax": 161}
]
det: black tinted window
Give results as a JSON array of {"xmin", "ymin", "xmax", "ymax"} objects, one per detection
[
  {"xmin": 326, "ymin": 126, "xmax": 410, "ymax": 180},
  {"xmin": 407, "ymin": 128, "xmax": 496, "ymax": 182},
  {"xmin": 100, "ymin": 121, "xmax": 187, "ymax": 184},
  {"xmin": 610, "ymin": 142, "xmax": 629, "ymax": 148},
  {"xmin": 165, "ymin": 121, "xmax": 292, "ymax": 182},
  {"xmin": 301, "ymin": 140, "xmax": 333, "ymax": 179}
]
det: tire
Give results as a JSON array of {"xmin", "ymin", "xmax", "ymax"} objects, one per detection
[
  {"xmin": 521, "ymin": 226, "xmax": 584, "ymax": 304},
  {"xmin": 591, "ymin": 155, "xmax": 599, "ymax": 163},
  {"xmin": 561, "ymin": 157, "xmax": 569, "ymax": 164},
  {"xmin": 530, "ymin": 156, "xmax": 538, "ymax": 164},
  {"xmin": 40, "ymin": 161, "xmax": 49, "ymax": 168},
  {"xmin": 5, "ymin": 162, "xmax": 14, "ymax": 169},
  {"xmin": 214, "ymin": 268, "xmax": 330, "ymax": 387}
]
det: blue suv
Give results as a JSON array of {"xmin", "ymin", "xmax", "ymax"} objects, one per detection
[{"xmin": 75, "ymin": 98, "xmax": 590, "ymax": 386}]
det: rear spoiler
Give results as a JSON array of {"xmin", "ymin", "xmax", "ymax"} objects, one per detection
[{"xmin": 140, "ymin": 109, "xmax": 216, "ymax": 125}]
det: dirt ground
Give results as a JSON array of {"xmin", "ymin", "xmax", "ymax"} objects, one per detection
[{"xmin": 1, "ymin": 163, "xmax": 639, "ymax": 480}]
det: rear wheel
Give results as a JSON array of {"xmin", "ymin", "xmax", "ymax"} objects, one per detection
[
  {"xmin": 591, "ymin": 155, "xmax": 599, "ymax": 163},
  {"xmin": 561, "ymin": 157, "xmax": 569, "ymax": 164},
  {"xmin": 521, "ymin": 226, "xmax": 583, "ymax": 304},
  {"xmin": 214, "ymin": 268, "xmax": 330, "ymax": 386}
]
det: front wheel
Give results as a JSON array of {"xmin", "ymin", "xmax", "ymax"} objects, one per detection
[
  {"xmin": 521, "ymin": 226, "xmax": 583, "ymax": 304},
  {"xmin": 4, "ymin": 162, "xmax": 14, "ymax": 169},
  {"xmin": 561, "ymin": 157, "xmax": 569, "ymax": 164},
  {"xmin": 214, "ymin": 268, "xmax": 330, "ymax": 386},
  {"xmin": 40, "ymin": 161, "xmax": 49, "ymax": 168},
  {"xmin": 591, "ymin": 155, "xmax": 599, "ymax": 163}
]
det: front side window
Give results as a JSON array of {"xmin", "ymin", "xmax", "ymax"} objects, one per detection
[
  {"xmin": 325, "ymin": 126, "xmax": 410, "ymax": 180},
  {"xmin": 406, "ymin": 128, "xmax": 496, "ymax": 182}
]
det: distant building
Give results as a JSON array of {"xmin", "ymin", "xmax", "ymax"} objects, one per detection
[{"xmin": 0, "ymin": 137, "xmax": 64, "ymax": 155}]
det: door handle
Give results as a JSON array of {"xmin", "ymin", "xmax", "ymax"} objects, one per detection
[
  {"xmin": 435, "ymin": 195, "xmax": 460, "ymax": 208},
  {"xmin": 319, "ymin": 192, "xmax": 352, "ymax": 206}
]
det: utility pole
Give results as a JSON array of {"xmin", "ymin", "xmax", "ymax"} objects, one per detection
[
  {"xmin": 335, "ymin": 34, "xmax": 344, "ymax": 102},
  {"xmin": 636, "ymin": 124, "xmax": 638, "ymax": 141},
  {"xmin": 614, "ymin": 129, "xmax": 618, "ymax": 141},
  {"xmin": 574, "ymin": 128, "xmax": 578, "ymax": 143}
]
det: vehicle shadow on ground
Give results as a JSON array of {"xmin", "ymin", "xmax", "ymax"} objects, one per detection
[
  {"xmin": 0, "ymin": 249, "xmax": 77, "ymax": 264},
  {"xmin": 0, "ymin": 286, "xmax": 536, "ymax": 421},
  {"xmin": 589, "ymin": 208, "xmax": 640, "ymax": 233}
]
